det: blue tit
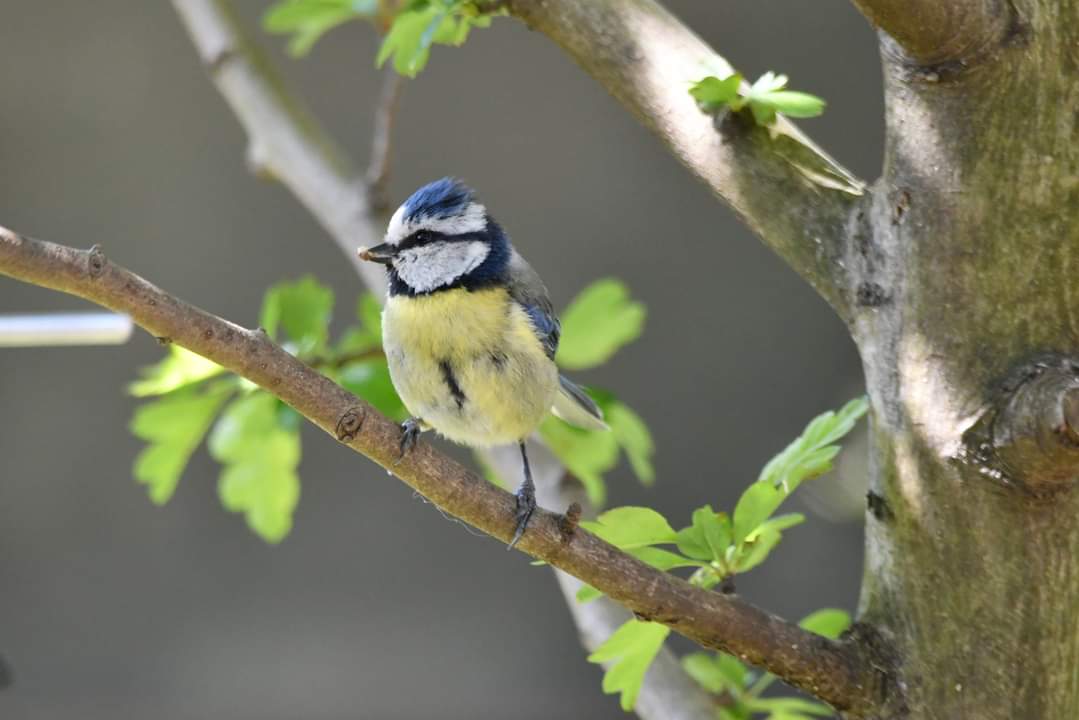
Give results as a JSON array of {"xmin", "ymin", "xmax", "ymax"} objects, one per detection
[{"xmin": 358, "ymin": 177, "xmax": 608, "ymax": 547}]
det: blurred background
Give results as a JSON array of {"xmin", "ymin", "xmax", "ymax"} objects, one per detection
[{"xmin": 0, "ymin": 1, "xmax": 880, "ymax": 718}]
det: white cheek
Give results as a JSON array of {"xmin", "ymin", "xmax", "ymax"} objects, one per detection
[{"xmin": 394, "ymin": 242, "xmax": 490, "ymax": 293}]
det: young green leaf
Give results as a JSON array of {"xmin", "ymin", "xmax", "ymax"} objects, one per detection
[
  {"xmin": 689, "ymin": 73, "xmax": 742, "ymax": 110},
  {"xmin": 581, "ymin": 506, "xmax": 677, "ymax": 549},
  {"xmin": 128, "ymin": 346, "xmax": 224, "ymax": 397},
  {"xmin": 675, "ymin": 505, "xmax": 732, "ymax": 562},
  {"xmin": 263, "ymin": 0, "xmax": 378, "ymax": 56},
  {"xmin": 799, "ymin": 608, "xmax": 851, "ymax": 639},
  {"xmin": 208, "ymin": 392, "xmax": 301, "ymax": 543},
  {"xmin": 376, "ymin": 1, "xmax": 496, "ymax": 78},
  {"xmin": 260, "ymin": 275, "xmax": 335, "ymax": 355},
  {"xmin": 130, "ymin": 385, "xmax": 232, "ymax": 504},
  {"xmin": 681, "ymin": 652, "xmax": 731, "ymax": 694},
  {"xmin": 588, "ymin": 619, "xmax": 671, "ymax": 711},
  {"xmin": 746, "ymin": 696, "xmax": 835, "ymax": 719},
  {"xmin": 759, "ymin": 396, "xmax": 868, "ymax": 492},
  {"xmin": 557, "ymin": 279, "xmax": 646, "ymax": 370}
]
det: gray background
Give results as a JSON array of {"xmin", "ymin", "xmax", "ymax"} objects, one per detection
[{"xmin": 0, "ymin": 2, "xmax": 880, "ymax": 718}]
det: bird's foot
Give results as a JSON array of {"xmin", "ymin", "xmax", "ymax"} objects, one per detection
[
  {"xmin": 398, "ymin": 417, "xmax": 423, "ymax": 461},
  {"xmin": 508, "ymin": 480, "xmax": 536, "ymax": 549}
]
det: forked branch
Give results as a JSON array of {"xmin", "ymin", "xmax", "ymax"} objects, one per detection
[{"xmin": 0, "ymin": 226, "xmax": 885, "ymax": 716}]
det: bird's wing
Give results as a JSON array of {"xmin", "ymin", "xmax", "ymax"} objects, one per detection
[{"xmin": 505, "ymin": 250, "xmax": 560, "ymax": 360}]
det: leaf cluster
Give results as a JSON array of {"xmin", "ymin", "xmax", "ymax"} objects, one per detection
[
  {"xmin": 130, "ymin": 276, "xmax": 398, "ymax": 542},
  {"xmin": 581, "ymin": 398, "xmax": 867, "ymax": 711},
  {"xmin": 690, "ymin": 72, "xmax": 825, "ymax": 126}
]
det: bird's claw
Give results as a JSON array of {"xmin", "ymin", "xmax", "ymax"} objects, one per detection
[
  {"xmin": 508, "ymin": 482, "xmax": 536, "ymax": 549},
  {"xmin": 398, "ymin": 418, "xmax": 423, "ymax": 462}
]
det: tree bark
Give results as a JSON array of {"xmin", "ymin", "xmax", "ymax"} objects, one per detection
[{"xmin": 850, "ymin": 1, "xmax": 1079, "ymax": 716}]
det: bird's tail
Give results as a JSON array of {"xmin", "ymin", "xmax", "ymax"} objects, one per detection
[{"xmin": 551, "ymin": 375, "xmax": 609, "ymax": 431}]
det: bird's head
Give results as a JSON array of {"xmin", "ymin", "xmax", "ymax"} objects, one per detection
[{"xmin": 359, "ymin": 178, "xmax": 510, "ymax": 295}]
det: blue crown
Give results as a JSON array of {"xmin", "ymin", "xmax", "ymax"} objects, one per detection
[{"xmin": 402, "ymin": 177, "xmax": 476, "ymax": 222}]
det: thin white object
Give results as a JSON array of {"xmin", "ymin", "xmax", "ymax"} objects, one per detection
[{"xmin": 0, "ymin": 313, "xmax": 134, "ymax": 347}]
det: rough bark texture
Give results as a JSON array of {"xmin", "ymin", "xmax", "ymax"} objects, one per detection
[{"xmin": 850, "ymin": 1, "xmax": 1079, "ymax": 716}]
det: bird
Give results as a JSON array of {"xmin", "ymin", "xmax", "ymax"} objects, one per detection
[{"xmin": 358, "ymin": 177, "xmax": 608, "ymax": 548}]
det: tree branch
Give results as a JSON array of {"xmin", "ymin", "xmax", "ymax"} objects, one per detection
[
  {"xmin": 504, "ymin": 0, "xmax": 865, "ymax": 319},
  {"xmin": 0, "ymin": 226, "xmax": 885, "ymax": 716},
  {"xmin": 847, "ymin": 0, "xmax": 1012, "ymax": 66},
  {"xmin": 171, "ymin": 0, "xmax": 385, "ymax": 292}
]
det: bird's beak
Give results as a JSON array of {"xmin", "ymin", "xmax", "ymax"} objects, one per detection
[{"xmin": 358, "ymin": 243, "xmax": 395, "ymax": 265}]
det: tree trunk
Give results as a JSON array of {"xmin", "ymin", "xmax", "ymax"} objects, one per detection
[{"xmin": 855, "ymin": 3, "xmax": 1079, "ymax": 716}]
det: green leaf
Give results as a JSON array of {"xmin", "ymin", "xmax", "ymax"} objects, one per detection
[
  {"xmin": 588, "ymin": 620, "xmax": 671, "ymax": 711},
  {"xmin": 732, "ymin": 526, "xmax": 783, "ymax": 573},
  {"xmin": 557, "ymin": 279, "xmax": 646, "ymax": 370},
  {"xmin": 747, "ymin": 696, "xmax": 835, "ymax": 718},
  {"xmin": 581, "ymin": 506, "xmax": 677, "ymax": 549},
  {"xmin": 682, "ymin": 652, "xmax": 749, "ymax": 695},
  {"xmin": 128, "ymin": 346, "xmax": 224, "ymax": 396},
  {"xmin": 799, "ymin": 608, "xmax": 851, "ymax": 639},
  {"xmin": 337, "ymin": 358, "xmax": 407, "ymax": 421},
  {"xmin": 732, "ymin": 479, "xmax": 787, "ymax": 546},
  {"xmin": 336, "ymin": 293, "xmax": 384, "ymax": 354},
  {"xmin": 606, "ymin": 401, "xmax": 655, "ymax": 485},
  {"xmin": 676, "ymin": 505, "xmax": 731, "ymax": 562},
  {"xmin": 757, "ymin": 91, "xmax": 826, "ymax": 118},
  {"xmin": 539, "ymin": 415, "xmax": 620, "ymax": 506},
  {"xmin": 263, "ymin": 0, "xmax": 377, "ymax": 56},
  {"xmin": 376, "ymin": 1, "xmax": 496, "ymax": 78},
  {"xmin": 689, "ymin": 73, "xmax": 742, "ymax": 110},
  {"xmin": 681, "ymin": 653, "xmax": 729, "ymax": 694},
  {"xmin": 208, "ymin": 392, "xmax": 301, "ymax": 543},
  {"xmin": 259, "ymin": 275, "xmax": 334, "ymax": 355},
  {"xmin": 576, "ymin": 584, "xmax": 602, "ymax": 603},
  {"xmin": 130, "ymin": 385, "xmax": 232, "ymax": 504},
  {"xmin": 759, "ymin": 397, "xmax": 868, "ymax": 492}
]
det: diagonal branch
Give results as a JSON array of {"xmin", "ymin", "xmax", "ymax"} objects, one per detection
[
  {"xmin": 504, "ymin": 0, "xmax": 865, "ymax": 319},
  {"xmin": 0, "ymin": 226, "xmax": 887, "ymax": 717},
  {"xmin": 169, "ymin": 2, "xmax": 716, "ymax": 715},
  {"xmin": 847, "ymin": 0, "xmax": 1012, "ymax": 66}
]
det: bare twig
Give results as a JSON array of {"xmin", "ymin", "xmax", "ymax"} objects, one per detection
[
  {"xmin": 365, "ymin": 66, "xmax": 404, "ymax": 213},
  {"xmin": 503, "ymin": 0, "xmax": 866, "ymax": 320},
  {"xmin": 847, "ymin": 0, "xmax": 1012, "ymax": 66},
  {"xmin": 0, "ymin": 226, "xmax": 887, "ymax": 716}
]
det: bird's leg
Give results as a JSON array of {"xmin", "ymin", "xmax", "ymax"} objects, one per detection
[
  {"xmin": 508, "ymin": 440, "xmax": 536, "ymax": 549},
  {"xmin": 398, "ymin": 417, "xmax": 425, "ymax": 460}
]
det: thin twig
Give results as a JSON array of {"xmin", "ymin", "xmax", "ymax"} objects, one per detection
[
  {"xmin": 365, "ymin": 66, "xmax": 404, "ymax": 213},
  {"xmin": 0, "ymin": 226, "xmax": 887, "ymax": 716}
]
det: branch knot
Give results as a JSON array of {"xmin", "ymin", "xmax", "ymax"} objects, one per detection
[{"xmin": 335, "ymin": 407, "xmax": 365, "ymax": 442}]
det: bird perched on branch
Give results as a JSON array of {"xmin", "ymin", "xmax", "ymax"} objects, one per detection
[{"xmin": 358, "ymin": 178, "xmax": 607, "ymax": 547}]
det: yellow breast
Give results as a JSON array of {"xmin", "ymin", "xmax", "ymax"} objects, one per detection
[{"xmin": 382, "ymin": 287, "xmax": 559, "ymax": 446}]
